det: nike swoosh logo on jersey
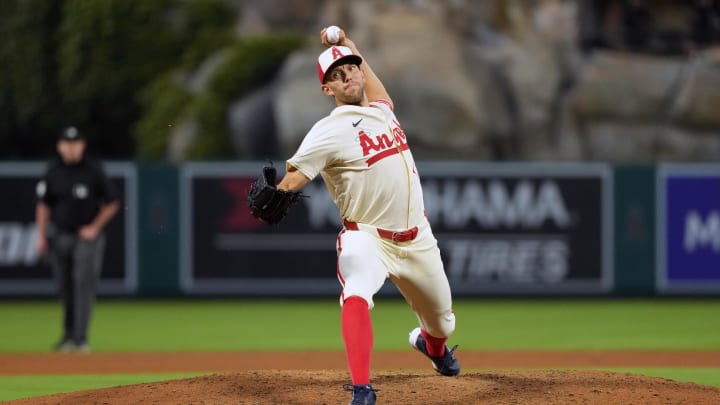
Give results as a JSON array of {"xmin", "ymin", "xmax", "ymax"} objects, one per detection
[{"xmin": 352, "ymin": 118, "xmax": 363, "ymax": 127}]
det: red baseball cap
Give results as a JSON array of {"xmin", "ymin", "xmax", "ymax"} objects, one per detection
[{"xmin": 316, "ymin": 46, "xmax": 363, "ymax": 83}]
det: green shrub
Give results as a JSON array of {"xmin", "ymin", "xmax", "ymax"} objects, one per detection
[
  {"xmin": 135, "ymin": 33, "xmax": 306, "ymax": 160},
  {"xmin": 209, "ymin": 34, "xmax": 307, "ymax": 100},
  {"xmin": 134, "ymin": 74, "xmax": 192, "ymax": 159},
  {"xmin": 0, "ymin": 0, "xmax": 238, "ymax": 158}
]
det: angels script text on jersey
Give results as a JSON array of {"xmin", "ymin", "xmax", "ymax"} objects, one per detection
[{"xmin": 358, "ymin": 120, "xmax": 409, "ymax": 166}]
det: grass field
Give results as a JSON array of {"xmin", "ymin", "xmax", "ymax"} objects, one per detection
[{"xmin": 0, "ymin": 298, "xmax": 719, "ymax": 401}]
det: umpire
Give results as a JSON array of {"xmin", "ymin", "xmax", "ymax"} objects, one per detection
[{"xmin": 35, "ymin": 126, "xmax": 119, "ymax": 353}]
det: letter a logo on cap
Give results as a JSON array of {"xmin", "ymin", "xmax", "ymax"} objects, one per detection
[{"xmin": 331, "ymin": 46, "xmax": 345, "ymax": 60}]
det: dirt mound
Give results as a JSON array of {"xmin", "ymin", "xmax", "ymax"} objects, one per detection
[{"xmin": 8, "ymin": 369, "xmax": 720, "ymax": 405}]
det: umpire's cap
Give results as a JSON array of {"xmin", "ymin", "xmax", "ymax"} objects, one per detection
[
  {"xmin": 59, "ymin": 126, "xmax": 85, "ymax": 141},
  {"xmin": 317, "ymin": 46, "xmax": 363, "ymax": 83}
]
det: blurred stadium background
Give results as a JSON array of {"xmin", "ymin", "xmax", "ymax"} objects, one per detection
[{"xmin": 1, "ymin": 0, "xmax": 719, "ymax": 298}]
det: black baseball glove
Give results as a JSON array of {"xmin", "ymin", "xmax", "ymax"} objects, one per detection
[{"xmin": 246, "ymin": 164, "xmax": 304, "ymax": 225}]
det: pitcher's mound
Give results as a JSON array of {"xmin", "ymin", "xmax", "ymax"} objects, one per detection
[{"xmin": 8, "ymin": 369, "xmax": 720, "ymax": 404}]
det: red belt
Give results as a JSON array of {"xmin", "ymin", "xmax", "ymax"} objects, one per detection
[{"xmin": 343, "ymin": 219, "xmax": 419, "ymax": 242}]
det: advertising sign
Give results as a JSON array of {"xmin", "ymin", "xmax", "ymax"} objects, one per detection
[
  {"xmin": 181, "ymin": 162, "xmax": 612, "ymax": 295},
  {"xmin": 180, "ymin": 163, "xmax": 341, "ymax": 295},
  {"xmin": 422, "ymin": 163, "xmax": 612, "ymax": 294},
  {"xmin": 658, "ymin": 164, "xmax": 720, "ymax": 293},
  {"xmin": 0, "ymin": 162, "xmax": 137, "ymax": 295}
]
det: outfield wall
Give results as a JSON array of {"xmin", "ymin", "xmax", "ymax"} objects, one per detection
[{"xmin": 0, "ymin": 161, "xmax": 718, "ymax": 297}]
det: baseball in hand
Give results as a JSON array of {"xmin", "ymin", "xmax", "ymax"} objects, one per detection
[{"xmin": 326, "ymin": 26, "xmax": 341, "ymax": 44}]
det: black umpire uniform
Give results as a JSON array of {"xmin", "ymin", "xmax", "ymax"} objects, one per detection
[{"xmin": 35, "ymin": 126, "xmax": 119, "ymax": 353}]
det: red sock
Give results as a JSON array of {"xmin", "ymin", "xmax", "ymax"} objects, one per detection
[
  {"xmin": 341, "ymin": 296, "xmax": 373, "ymax": 385},
  {"xmin": 421, "ymin": 329, "xmax": 447, "ymax": 357}
]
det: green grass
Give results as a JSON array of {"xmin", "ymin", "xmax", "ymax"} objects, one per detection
[
  {"xmin": 0, "ymin": 373, "xmax": 205, "ymax": 402},
  {"xmin": 450, "ymin": 299, "xmax": 720, "ymax": 350},
  {"xmin": 0, "ymin": 299, "xmax": 719, "ymax": 401},
  {"xmin": 1, "ymin": 299, "xmax": 719, "ymax": 352}
]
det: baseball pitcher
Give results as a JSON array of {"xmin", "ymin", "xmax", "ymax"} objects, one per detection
[{"xmin": 247, "ymin": 27, "xmax": 460, "ymax": 405}]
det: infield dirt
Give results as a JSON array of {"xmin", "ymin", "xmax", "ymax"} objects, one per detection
[{"xmin": 3, "ymin": 350, "xmax": 720, "ymax": 404}]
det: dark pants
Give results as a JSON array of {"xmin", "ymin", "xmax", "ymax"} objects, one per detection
[{"xmin": 48, "ymin": 231, "xmax": 105, "ymax": 344}]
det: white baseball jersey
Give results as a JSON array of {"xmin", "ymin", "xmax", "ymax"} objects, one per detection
[
  {"xmin": 287, "ymin": 100, "xmax": 424, "ymax": 230},
  {"xmin": 288, "ymin": 99, "xmax": 455, "ymax": 338}
]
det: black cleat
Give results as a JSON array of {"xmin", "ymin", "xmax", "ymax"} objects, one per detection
[
  {"xmin": 344, "ymin": 383, "xmax": 377, "ymax": 405},
  {"xmin": 409, "ymin": 327, "xmax": 461, "ymax": 376}
]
